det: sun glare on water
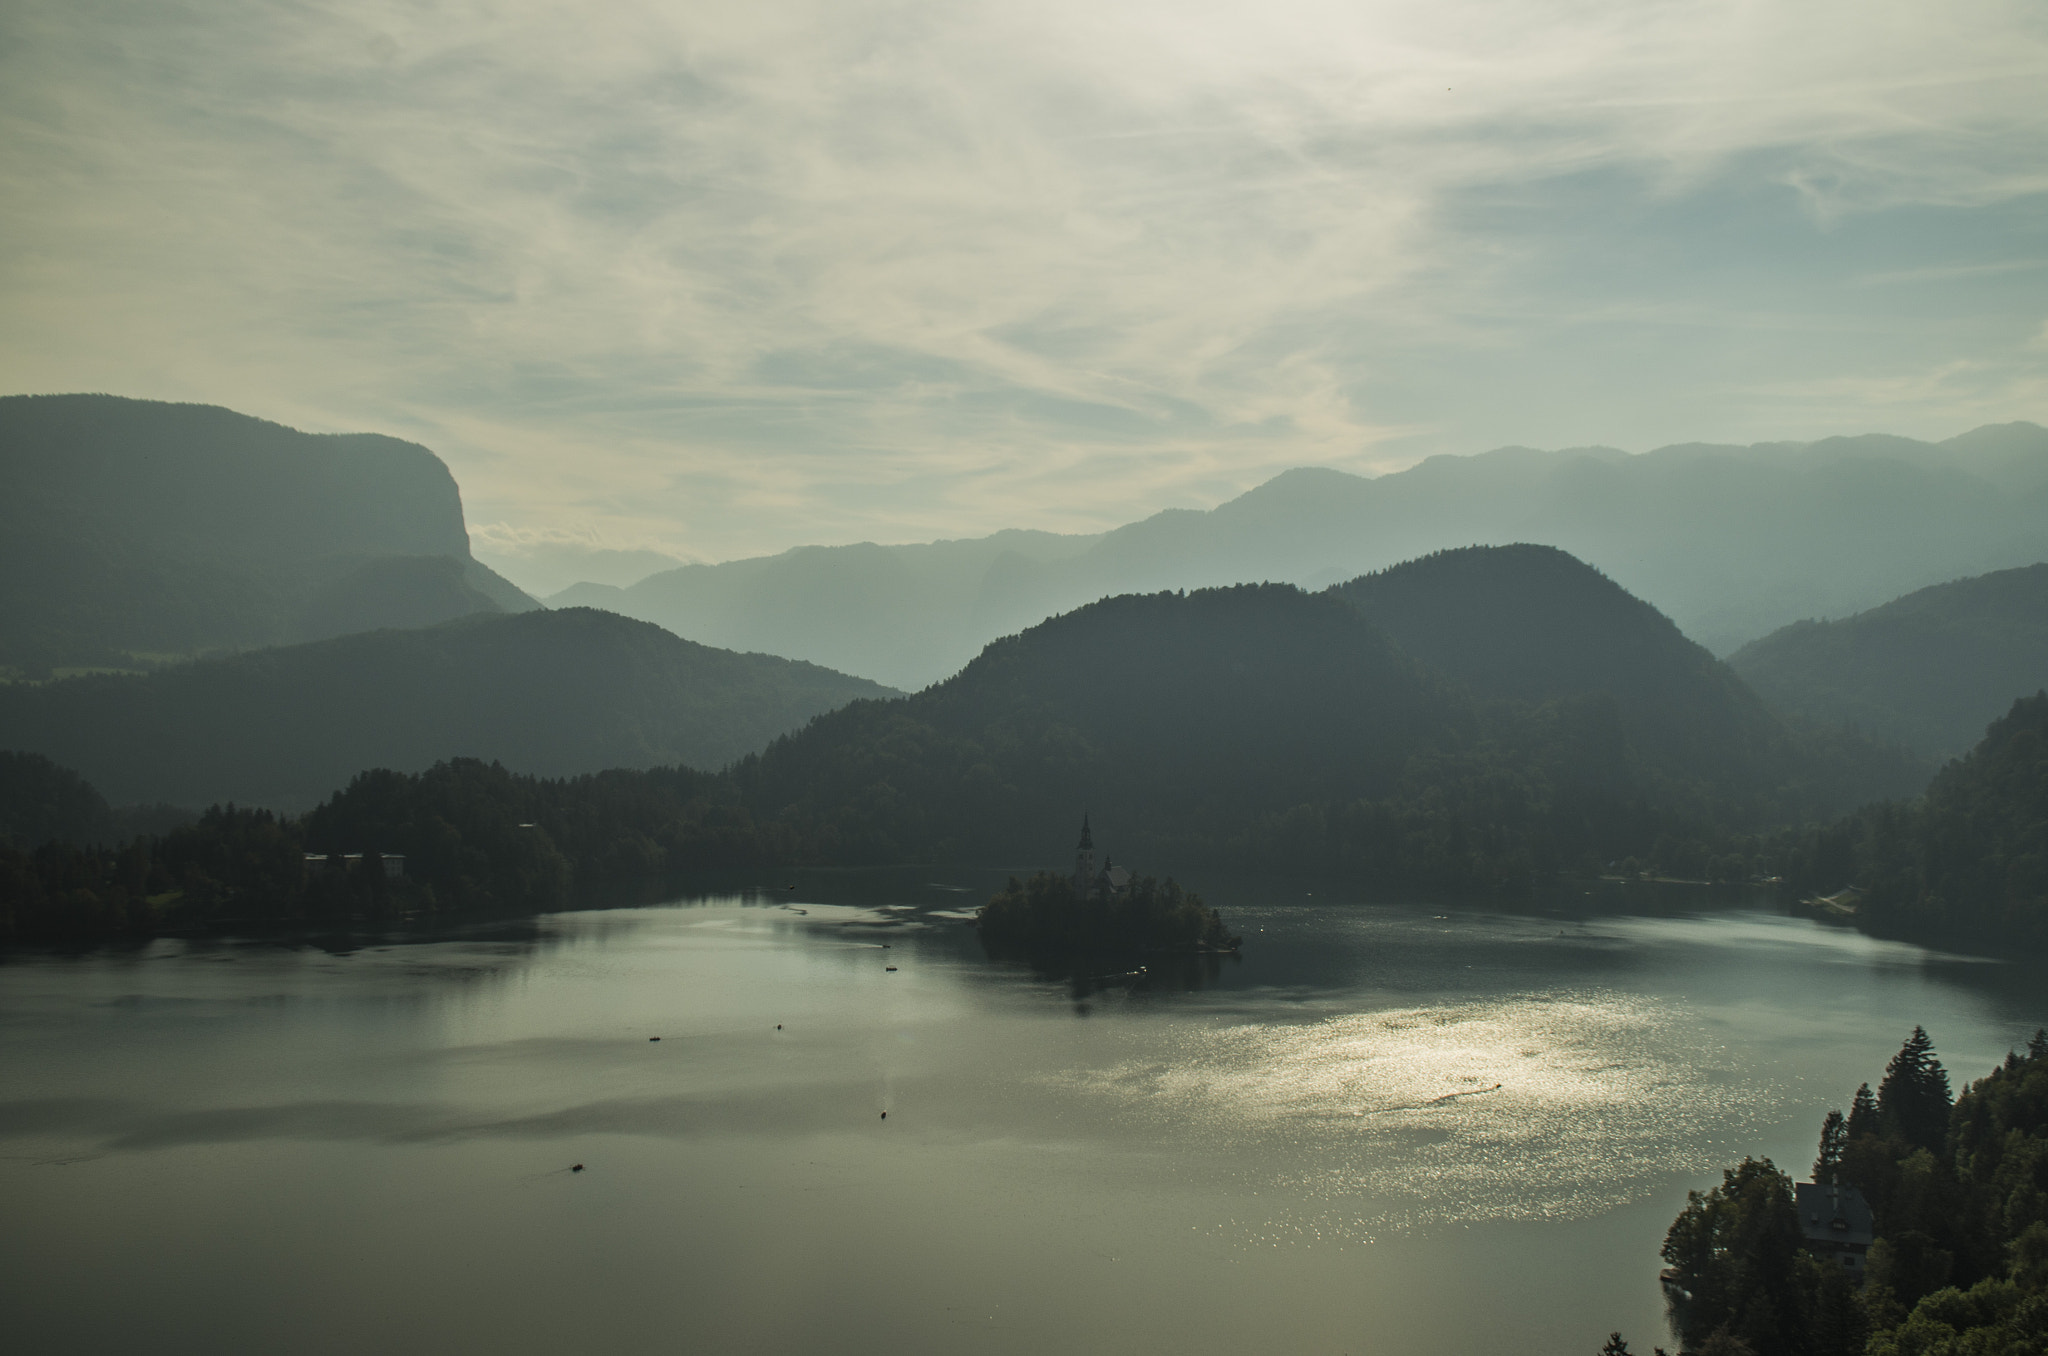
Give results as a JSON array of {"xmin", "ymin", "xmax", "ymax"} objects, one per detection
[{"xmin": 1054, "ymin": 991, "xmax": 1777, "ymax": 1229}]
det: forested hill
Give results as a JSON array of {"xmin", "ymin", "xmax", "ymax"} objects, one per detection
[
  {"xmin": 0, "ymin": 394, "xmax": 535, "ymax": 673},
  {"xmin": 729, "ymin": 581, "xmax": 1915, "ymax": 875},
  {"xmin": 1804, "ymin": 691, "xmax": 2048, "ymax": 951},
  {"xmin": 0, "ymin": 608, "xmax": 896, "ymax": 812},
  {"xmin": 1333, "ymin": 545, "xmax": 1788, "ymax": 782},
  {"xmin": 1730, "ymin": 563, "xmax": 2048, "ymax": 759},
  {"xmin": 729, "ymin": 584, "xmax": 1452, "ymax": 864},
  {"xmin": 0, "ymin": 751, "xmax": 190, "ymax": 851},
  {"xmin": 0, "ymin": 577, "xmax": 1966, "ymax": 943}
]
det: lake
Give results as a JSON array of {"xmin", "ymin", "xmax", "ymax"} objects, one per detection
[{"xmin": 3, "ymin": 872, "xmax": 2041, "ymax": 1355}]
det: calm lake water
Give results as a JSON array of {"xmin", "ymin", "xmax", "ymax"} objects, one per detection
[{"xmin": 3, "ymin": 873, "xmax": 2042, "ymax": 1355}]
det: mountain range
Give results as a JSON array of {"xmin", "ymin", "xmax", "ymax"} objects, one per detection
[
  {"xmin": 0, "ymin": 394, "xmax": 535, "ymax": 674},
  {"xmin": 724, "ymin": 548, "xmax": 1928, "ymax": 871},
  {"xmin": 550, "ymin": 422, "xmax": 2048, "ymax": 690}
]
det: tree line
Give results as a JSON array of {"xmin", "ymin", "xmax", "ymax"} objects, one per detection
[{"xmin": 1603, "ymin": 1027, "xmax": 2048, "ymax": 1356}]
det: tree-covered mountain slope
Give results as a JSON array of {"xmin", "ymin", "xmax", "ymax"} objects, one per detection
[
  {"xmin": 0, "ymin": 752, "xmax": 190, "ymax": 851},
  {"xmin": 550, "ymin": 422, "xmax": 2048, "ymax": 689},
  {"xmin": 0, "ymin": 608, "xmax": 896, "ymax": 811},
  {"xmin": 1729, "ymin": 563, "xmax": 2048, "ymax": 759},
  {"xmin": 1801, "ymin": 690, "xmax": 2048, "ymax": 951},
  {"xmin": 1324, "ymin": 543, "xmax": 1937, "ymax": 820},
  {"xmin": 729, "ymin": 578, "xmax": 1917, "ymax": 875},
  {"xmin": 728, "ymin": 584, "xmax": 1454, "ymax": 864},
  {"xmin": 1333, "ymin": 544, "xmax": 1785, "ymax": 776},
  {"xmin": 0, "ymin": 394, "xmax": 536, "ymax": 673}
]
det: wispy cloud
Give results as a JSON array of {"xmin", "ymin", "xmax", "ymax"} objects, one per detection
[{"xmin": 3, "ymin": 0, "xmax": 2046, "ymax": 557}]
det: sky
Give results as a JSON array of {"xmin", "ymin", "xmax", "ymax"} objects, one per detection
[{"xmin": 4, "ymin": 0, "xmax": 2047, "ymax": 574}]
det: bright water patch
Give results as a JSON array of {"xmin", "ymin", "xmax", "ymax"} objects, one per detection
[{"xmin": 1, "ymin": 888, "xmax": 2040, "ymax": 1356}]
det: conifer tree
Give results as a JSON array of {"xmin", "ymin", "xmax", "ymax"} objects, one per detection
[
  {"xmin": 1846, "ymin": 1083, "xmax": 1878, "ymax": 1138},
  {"xmin": 1876, "ymin": 1026, "xmax": 1952, "ymax": 1151},
  {"xmin": 1812, "ymin": 1109, "xmax": 1846, "ymax": 1183}
]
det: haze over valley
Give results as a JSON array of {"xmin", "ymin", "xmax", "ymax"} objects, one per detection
[{"xmin": 7, "ymin": 3, "xmax": 2048, "ymax": 1353}]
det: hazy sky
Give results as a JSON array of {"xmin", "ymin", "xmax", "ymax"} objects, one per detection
[{"xmin": 4, "ymin": 0, "xmax": 2046, "ymax": 565}]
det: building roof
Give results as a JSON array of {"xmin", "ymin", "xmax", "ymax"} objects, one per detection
[{"xmin": 1794, "ymin": 1182, "xmax": 1874, "ymax": 1249}]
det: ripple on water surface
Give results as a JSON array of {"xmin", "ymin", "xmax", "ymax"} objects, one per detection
[{"xmin": 1051, "ymin": 989, "xmax": 1779, "ymax": 1229}]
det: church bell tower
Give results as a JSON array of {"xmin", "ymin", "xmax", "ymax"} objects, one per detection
[{"xmin": 1073, "ymin": 813, "xmax": 1097, "ymax": 899}]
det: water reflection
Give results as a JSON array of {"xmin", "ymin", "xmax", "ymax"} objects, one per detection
[
  {"xmin": 2, "ymin": 877, "xmax": 2042, "ymax": 1356},
  {"xmin": 1055, "ymin": 990, "xmax": 1776, "ymax": 1224}
]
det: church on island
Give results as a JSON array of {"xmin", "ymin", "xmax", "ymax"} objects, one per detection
[{"xmin": 1070, "ymin": 814, "xmax": 1132, "ymax": 900}]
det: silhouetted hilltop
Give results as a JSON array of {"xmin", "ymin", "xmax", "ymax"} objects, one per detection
[
  {"xmin": 732, "ymin": 584, "xmax": 1450, "ymax": 862},
  {"xmin": 0, "ymin": 394, "xmax": 535, "ymax": 672},
  {"xmin": 733, "ymin": 577, "xmax": 1915, "ymax": 874},
  {"xmin": 0, "ymin": 607, "xmax": 896, "ymax": 810},
  {"xmin": 0, "ymin": 752, "xmax": 190, "ymax": 850},
  {"xmin": 1332, "ymin": 545, "xmax": 1790, "ymax": 790},
  {"xmin": 1730, "ymin": 564, "xmax": 2048, "ymax": 758},
  {"xmin": 554, "ymin": 422, "xmax": 2048, "ymax": 688}
]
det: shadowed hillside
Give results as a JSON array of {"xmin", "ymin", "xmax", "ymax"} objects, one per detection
[
  {"xmin": 1332, "ymin": 545, "xmax": 1806, "ymax": 795},
  {"xmin": 731, "ymin": 577, "xmax": 1919, "ymax": 874},
  {"xmin": 553, "ymin": 423, "xmax": 2048, "ymax": 688},
  {"xmin": 1730, "ymin": 563, "xmax": 2048, "ymax": 758},
  {"xmin": 1809, "ymin": 690, "xmax": 2048, "ymax": 951},
  {"xmin": 3, "ymin": 568, "xmax": 1950, "ymax": 942},
  {"xmin": 0, "ymin": 608, "xmax": 896, "ymax": 811},
  {"xmin": 0, "ymin": 394, "xmax": 535, "ymax": 673}
]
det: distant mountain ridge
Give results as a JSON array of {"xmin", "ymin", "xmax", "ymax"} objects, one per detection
[
  {"xmin": 552, "ymin": 422, "xmax": 2048, "ymax": 689},
  {"xmin": 0, "ymin": 394, "xmax": 537, "ymax": 672},
  {"xmin": 0, "ymin": 607, "xmax": 898, "ymax": 811},
  {"xmin": 1730, "ymin": 563, "xmax": 2048, "ymax": 758}
]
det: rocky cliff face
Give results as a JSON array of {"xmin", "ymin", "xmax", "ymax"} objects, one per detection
[{"xmin": 0, "ymin": 394, "xmax": 532, "ymax": 670}]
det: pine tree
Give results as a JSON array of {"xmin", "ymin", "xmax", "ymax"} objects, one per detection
[
  {"xmin": 1877, "ymin": 1026, "xmax": 1952, "ymax": 1151},
  {"xmin": 1812, "ymin": 1108, "xmax": 1846, "ymax": 1183},
  {"xmin": 1846, "ymin": 1083, "xmax": 1878, "ymax": 1139},
  {"xmin": 1599, "ymin": 1334, "xmax": 1632, "ymax": 1356}
]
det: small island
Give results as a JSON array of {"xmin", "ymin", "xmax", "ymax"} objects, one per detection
[{"xmin": 976, "ymin": 816, "xmax": 1241, "ymax": 960}]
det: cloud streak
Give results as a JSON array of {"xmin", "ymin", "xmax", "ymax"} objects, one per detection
[{"xmin": 3, "ymin": 0, "xmax": 2045, "ymax": 558}]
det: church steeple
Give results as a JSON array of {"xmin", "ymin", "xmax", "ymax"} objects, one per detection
[
  {"xmin": 1077, "ymin": 813, "xmax": 1093, "ymax": 850},
  {"xmin": 1073, "ymin": 813, "xmax": 1097, "ymax": 897}
]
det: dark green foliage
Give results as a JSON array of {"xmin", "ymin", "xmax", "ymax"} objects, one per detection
[
  {"xmin": 0, "ymin": 393, "xmax": 534, "ymax": 671},
  {"xmin": 0, "ymin": 750, "xmax": 189, "ymax": 850},
  {"xmin": 0, "ymin": 608, "xmax": 896, "ymax": 810},
  {"xmin": 1731, "ymin": 563, "xmax": 2048, "ymax": 759},
  {"xmin": 1815, "ymin": 1109, "xmax": 1848, "ymax": 1185},
  {"xmin": 1788, "ymin": 692, "xmax": 2048, "ymax": 952},
  {"xmin": 0, "ymin": 756, "xmax": 777, "ymax": 941},
  {"xmin": 1661, "ymin": 1158, "xmax": 1819, "ymax": 1356},
  {"xmin": 1663, "ymin": 1030, "xmax": 2048, "ymax": 1356},
  {"xmin": 1335, "ymin": 545, "xmax": 1782, "ymax": 791},
  {"xmin": 976, "ymin": 870, "xmax": 1238, "ymax": 962},
  {"xmin": 0, "ymin": 751, "xmax": 112, "ymax": 850},
  {"xmin": 1878, "ymin": 1028, "xmax": 1954, "ymax": 1153},
  {"xmin": 730, "ymin": 584, "xmax": 1455, "ymax": 865},
  {"xmin": 729, "ymin": 580, "xmax": 1919, "ymax": 893},
  {"xmin": 1333, "ymin": 545, "xmax": 1930, "ymax": 824}
]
